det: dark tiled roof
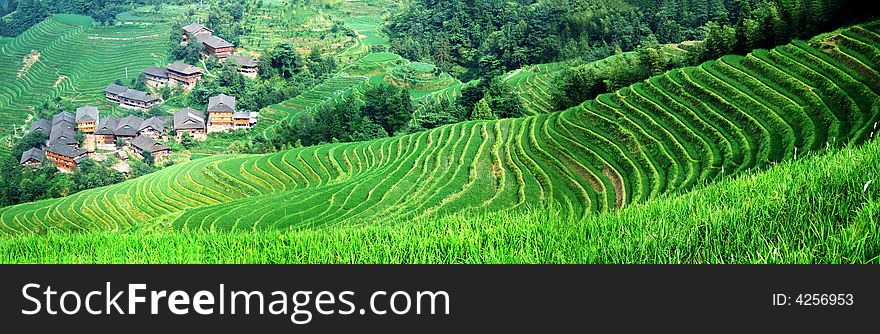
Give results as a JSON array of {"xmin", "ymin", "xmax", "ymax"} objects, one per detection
[
  {"xmin": 203, "ymin": 35, "xmax": 234, "ymax": 49},
  {"xmin": 95, "ymin": 116, "xmax": 119, "ymax": 135},
  {"xmin": 142, "ymin": 66, "xmax": 168, "ymax": 78},
  {"xmin": 120, "ymin": 89, "xmax": 158, "ymax": 103},
  {"xmin": 29, "ymin": 119, "xmax": 51, "ymax": 134},
  {"xmin": 130, "ymin": 135, "xmax": 170, "ymax": 154},
  {"xmin": 166, "ymin": 62, "xmax": 202, "ymax": 75},
  {"xmin": 52, "ymin": 111, "xmax": 75, "ymax": 125},
  {"xmin": 115, "ymin": 115, "xmax": 145, "ymax": 137},
  {"xmin": 183, "ymin": 23, "xmax": 211, "ymax": 35},
  {"xmin": 208, "ymin": 94, "xmax": 236, "ymax": 113},
  {"xmin": 229, "ymin": 55, "xmax": 259, "ymax": 67},
  {"xmin": 173, "ymin": 108, "xmax": 206, "ymax": 130},
  {"xmin": 75, "ymin": 106, "xmax": 99, "ymax": 123},
  {"xmin": 139, "ymin": 116, "xmax": 168, "ymax": 133},
  {"xmin": 48, "ymin": 112, "xmax": 77, "ymax": 146},
  {"xmin": 47, "ymin": 143, "xmax": 88, "ymax": 159},
  {"xmin": 20, "ymin": 147, "xmax": 45, "ymax": 165},
  {"xmin": 105, "ymin": 84, "xmax": 128, "ymax": 95}
]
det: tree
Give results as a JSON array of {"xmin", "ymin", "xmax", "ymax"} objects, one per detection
[
  {"xmin": 485, "ymin": 79, "xmax": 526, "ymax": 119},
  {"xmin": 361, "ymin": 85, "xmax": 414, "ymax": 136},
  {"xmin": 265, "ymin": 43, "xmax": 304, "ymax": 78},
  {"xmin": 699, "ymin": 21, "xmax": 737, "ymax": 61},
  {"xmin": 179, "ymin": 132, "xmax": 196, "ymax": 149},
  {"xmin": 471, "ymin": 98, "xmax": 494, "ymax": 120},
  {"xmin": 414, "ymin": 99, "xmax": 465, "ymax": 130}
]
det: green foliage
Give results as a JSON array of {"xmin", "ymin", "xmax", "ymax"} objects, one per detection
[
  {"xmin": 470, "ymin": 98, "xmax": 494, "ymax": 121},
  {"xmin": 263, "ymin": 43, "xmax": 304, "ymax": 79},
  {"xmin": 361, "ymin": 84, "xmax": 413, "ymax": 136},
  {"xmin": 3, "ymin": 139, "xmax": 879, "ymax": 264},
  {"xmin": 412, "ymin": 98, "xmax": 465, "ymax": 131}
]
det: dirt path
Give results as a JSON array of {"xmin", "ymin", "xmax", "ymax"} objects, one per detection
[{"xmin": 17, "ymin": 50, "xmax": 40, "ymax": 78}]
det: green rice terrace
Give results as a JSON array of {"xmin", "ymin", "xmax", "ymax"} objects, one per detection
[
  {"xmin": 0, "ymin": 14, "xmax": 169, "ymax": 157},
  {"xmin": 2, "ymin": 22, "xmax": 880, "ymax": 235}
]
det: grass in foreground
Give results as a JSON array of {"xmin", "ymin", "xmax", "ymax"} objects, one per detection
[{"xmin": 2, "ymin": 140, "xmax": 877, "ymax": 264}]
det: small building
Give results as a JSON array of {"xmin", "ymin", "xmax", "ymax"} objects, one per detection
[
  {"xmin": 114, "ymin": 115, "xmax": 145, "ymax": 142},
  {"xmin": 229, "ymin": 55, "xmax": 260, "ymax": 78},
  {"xmin": 138, "ymin": 116, "xmax": 169, "ymax": 141},
  {"xmin": 29, "ymin": 119, "xmax": 51, "ymax": 134},
  {"xmin": 94, "ymin": 117, "xmax": 119, "ymax": 150},
  {"xmin": 75, "ymin": 106, "xmax": 99, "ymax": 133},
  {"xmin": 48, "ymin": 112, "xmax": 78, "ymax": 147},
  {"xmin": 129, "ymin": 135, "xmax": 171, "ymax": 163},
  {"xmin": 173, "ymin": 107, "xmax": 207, "ymax": 141},
  {"xmin": 46, "ymin": 143, "xmax": 88, "ymax": 172},
  {"xmin": 105, "ymin": 84, "xmax": 128, "ymax": 103},
  {"xmin": 232, "ymin": 111, "xmax": 259, "ymax": 130},
  {"xmin": 182, "ymin": 22, "xmax": 213, "ymax": 44},
  {"xmin": 142, "ymin": 66, "xmax": 169, "ymax": 87},
  {"xmin": 119, "ymin": 89, "xmax": 159, "ymax": 110},
  {"xmin": 207, "ymin": 94, "xmax": 236, "ymax": 133},
  {"xmin": 19, "ymin": 147, "xmax": 45, "ymax": 168},
  {"xmin": 202, "ymin": 35, "xmax": 235, "ymax": 59},
  {"xmin": 166, "ymin": 62, "xmax": 203, "ymax": 89},
  {"xmin": 105, "ymin": 84, "xmax": 160, "ymax": 110}
]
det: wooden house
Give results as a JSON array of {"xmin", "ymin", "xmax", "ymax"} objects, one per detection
[
  {"xmin": 46, "ymin": 144, "xmax": 88, "ymax": 172},
  {"xmin": 207, "ymin": 94, "xmax": 236, "ymax": 133},
  {"xmin": 19, "ymin": 147, "xmax": 45, "ymax": 168},
  {"xmin": 75, "ymin": 106, "xmax": 99, "ymax": 133},
  {"xmin": 173, "ymin": 107, "xmax": 207, "ymax": 141}
]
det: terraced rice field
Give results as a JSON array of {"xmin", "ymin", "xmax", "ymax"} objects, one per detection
[
  {"xmin": 343, "ymin": 52, "xmax": 405, "ymax": 76},
  {"xmin": 0, "ymin": 15, "xmax": 169, "ymax": 157},
  {"xmin": 2, "ymin": 23, "xmax": 880, "ymax": 235},
  {"xmin": 502, "ymin": 63, "xmax": 565, "ymax": 115},
  {"xmin": 239, "ymin": 4, "xmax": 355, "ymax": 56},
  {"xmin": 256, "ymin": 75, "xmax": 369, "ymax": 138}
]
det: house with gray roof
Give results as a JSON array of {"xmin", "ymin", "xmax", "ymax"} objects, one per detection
[
  {"xmin": 229, "ymin": 55, "xmax": 260, "ymax": 78},
  {"xmin": 182, "ymin": 23, "xmax": 212, "ymax": 43},
  {"xmin": 166, "ymin": 62, "xmax": 203, "ymax": 88},
  {"xmin": 207, "ymin": 94, "xmax": 236, "ymax": 133},
  {"xmin": 75, "ymin": 106, "xmax": 100, "ymax": 133},
  {"xmin": 114, "ymin": 115, "xmax": 145, "ymax": 141},
  {"xmin": 105, "ymin": 84, "xmax": 160, "ymax": 110},
  {"xmin": 138, "ymin": 116, "xmax": 169, "ymax": 140},
  {"xmin": 46, "ymin": 143, "xmax": 89, "ymax": 172},
  {"xmin": 48, "ymin": 111, "xmax": 77, "ymax": 147},
  {"xmin": 94, "ymin": 116, "xmax": 119, "ymax": 150},
  {"xmin": 129, "ymin": 134, "xmax": 171, "ymax": 162},
  {"xmin": 20, "ymin": 147, "xmax": 45, "ymax": 168},
  {"xmin": 29, "ymin": 119, "xmax": 51, "ymax": 134},
  {"xmin": 142, "ymin": 66, "xmax": 169, "ymax": 87},
  {"xmin": 202, "ymin": 35, "xmax": 235, "ymax": 58},
  {"xmin": 173, "ymin": 107, "xmax": 207, "ymax": 141}
]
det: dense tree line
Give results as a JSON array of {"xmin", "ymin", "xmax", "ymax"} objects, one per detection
[
  {"xmin": 388, "ymin": 0, "xmax": 877, "ymax": 81},
  {"xmin": 272, "ymin": 85, "xmax": 414, "ymax": 148},
  {"xmin": 550, "ymin": 0, "xmax": 879, "ymax": 112}
]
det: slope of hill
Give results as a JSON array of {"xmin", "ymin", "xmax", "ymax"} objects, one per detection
[
  {"xmin": 2, "ymin": 137, "xmax": 876, "ymax": 263},
  {"xmin": 0, "ymin": 14, "xmax": 169, "ymax": 157},
  {"xmin": 1, "ymin": 22, "xmax": 879, "ymax": 235}
]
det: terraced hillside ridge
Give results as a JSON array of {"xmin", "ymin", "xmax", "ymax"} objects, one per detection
[
  {"xmin": 255, "ymin": 75, "xmax": 369, "ymax": 138},
  {"xmin": 0, "ymin": 14, "xmax": 169, "ymax": 157},
  {"xmin": 2, "ymin": 22, "xmax": 880, "ymax": 235}
]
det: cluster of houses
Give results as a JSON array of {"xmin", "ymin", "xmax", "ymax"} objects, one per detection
[
  {"xmin": 20, "ymin": 93, "xmax": 257, "ymax": 172},
  {"xmin": 18, "ymin": 23, "xmax": 262, "ymax": 173},
  {"xmin": 181, "ymin": 22, "xmax": 260, "ymax": 78}
]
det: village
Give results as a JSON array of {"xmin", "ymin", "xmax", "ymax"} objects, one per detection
[{"xmin": 18, "ymin": 22, "xmax": 261, "ymax": 174}]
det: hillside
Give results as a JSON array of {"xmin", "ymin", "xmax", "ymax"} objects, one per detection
[
  {"xmin": 0, "ymin": 14, "xmax": 169, "ymax": 157},
  {"xmin": 2, "ymin": 137, "xmax": 877, "ymax": 263},
  {"xmin": 2, "ymin": 22, "xmax": 880, "ymax": 234}
]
